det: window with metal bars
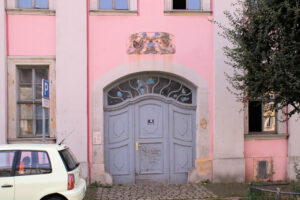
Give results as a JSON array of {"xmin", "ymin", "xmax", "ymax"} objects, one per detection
[
  {"xmin": 106, "ymin": 75, "xmax": 193, "ymax": 105},
  {"xmin": 17, "ymin": 67, "xmax": 49, "ymax": 137}
]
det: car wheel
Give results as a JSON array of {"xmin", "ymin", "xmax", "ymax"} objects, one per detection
[{"xmin": 45, "ymin": 196, "xmax": 66, "ymax": 200}]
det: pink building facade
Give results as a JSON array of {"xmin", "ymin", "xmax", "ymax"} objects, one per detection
[{"xmin": 0, "ymin": 0, "xmax": 299, "ymax": 184}]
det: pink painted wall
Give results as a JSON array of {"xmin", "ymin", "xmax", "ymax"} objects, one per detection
[
  {"xmin": 89, "ymin": 0, "xmax": 214, "ymax": 158},
  {"xmin": 7, "ymin": 15, "xmax": 55, "ymax": 56},
  {"xmin": 245, "ymin": 140, "xmax": 288, "ymax": 181}
]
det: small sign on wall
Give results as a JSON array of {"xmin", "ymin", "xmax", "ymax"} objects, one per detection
[
  {"xmin": 148, "ymin": 119, "xmax": 154, "ymax": 125},
  {"xmin": 42, "ymin": 79, "xmax": 50, "ymax": 108}
]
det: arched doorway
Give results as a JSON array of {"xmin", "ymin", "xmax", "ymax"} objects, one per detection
[{"xmin": 104, "ymin": 73, "xmax": 196, "ymax": 184}]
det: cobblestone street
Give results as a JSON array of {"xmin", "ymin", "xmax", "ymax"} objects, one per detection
[{"xmin": 94, "ymin": 184, "xmax": 217, "ymax": 200}]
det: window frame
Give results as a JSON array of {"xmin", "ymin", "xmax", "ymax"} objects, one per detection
[
  {"xmin": 6, "ymin": 0, "xmax": 55, "ymax": 16},
  {"xmin": 98, "ymin": 0, "xmax": 129, "ymax": 10},
  {"xmin": 164, "ymin": 0, "xmax": 212, "ymax": 13},
  {"xmin": 90, "ymin": 0, "xmax": 137, "ymax": 15},
  {"xmin": 17, "ymin": 66, "xmax": 49, "ymax": 138},
  {"xmin": 248, "ymin": 100, "xmax": 277, "ymax": 134},
  {"xmin": 7, "ymin": 56, "xmax": 56, "ymax": 143},
  {"xmin": 17, "ymin": 0, "xmax": 49, "ymax": 9},
  {"xmin": 172, "ymin": 0, "xmax": 201, "ymax": 10}
]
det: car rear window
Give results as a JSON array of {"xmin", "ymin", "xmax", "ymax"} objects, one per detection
[{"xmin": 59, "ymin": 148, "xmax": 79, "ymax": 171}]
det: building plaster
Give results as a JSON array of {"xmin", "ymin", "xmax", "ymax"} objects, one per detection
[
  {"xmin": 7, "ymin": 15, "xmax": 56, "ymax": 56},
  {"xmin": 91, "ymin": 60, "xmax": 210, "ymax": 183},
  {"xmin": 56, "ymin": 0, "xmax": 88, "ymax": 179},
  {"xmin": 287, "ymin": 113, "xmax": 300, "ymax": 180},
  {"xmin": 213, "ymin": 0, "xmax": 245, "ymax": 182},
  {"xmin": 0, "ymin": 0, "xmax": 7, "ymax": 144},
  {"xmin": 245, "ymin": 139, "xmax": 287, "ymax": 181}
]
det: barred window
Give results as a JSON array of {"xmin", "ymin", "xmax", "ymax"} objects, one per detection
[
  {"xmin": 107, "ymin": 75, "xmax": 193, "ymax": 105},
  {"xmin": 17, "ymin": 67, "xmax": 49, "ymax": 137}
]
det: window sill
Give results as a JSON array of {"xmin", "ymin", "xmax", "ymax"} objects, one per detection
[
  {"xmin": 90, "ymin": 10, "xmax": 138, "ymax": 16},
  {"xmin": 164, "ymin": 10, "xmax": 212, "ymax": 16},
  {"xmin": 8, "ymin": 137, "xmax": 56, "ymax": 144},
  {"xmin": 6, "ymin": 8, "xmax": 55, "ymax": 16},
  {"xmin": 245, "ymin": 133, "xmax": 288, "ymax": 140}
]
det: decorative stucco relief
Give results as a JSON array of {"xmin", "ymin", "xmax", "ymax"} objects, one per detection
[{"xmin": 128, "ymin": 32, "xmax": 176, "ymax": 54}]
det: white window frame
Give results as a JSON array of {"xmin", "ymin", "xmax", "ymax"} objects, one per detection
[
  {"xmin": 90, "ymin": 0, "xmax": 137, "ymax": 15},
  {"xmin": 165, "ymin": 0, "xmax": 211, "ymax": 12},
  {"xmin": 6, "ymin": 0, "xmax": 55, "ymax": 15}
]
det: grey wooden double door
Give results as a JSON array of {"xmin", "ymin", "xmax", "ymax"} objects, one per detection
[{"xmin": 104, "ymin": 99, "xmax": 195, "ymax": 184}]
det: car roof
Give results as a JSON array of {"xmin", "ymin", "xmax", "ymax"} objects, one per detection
[{"xmin": 0, "ymin": 144, "xmax": 67, "ymax": 151}]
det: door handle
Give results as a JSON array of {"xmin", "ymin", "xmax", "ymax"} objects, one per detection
[{"xmin": 2, "ymin": 184, "xmax": 13, "ymax": 188}]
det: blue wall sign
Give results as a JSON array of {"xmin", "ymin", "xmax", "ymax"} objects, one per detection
[{"xmin": 42, "ymin": 79, "xmax": 50, "ymax": 99}]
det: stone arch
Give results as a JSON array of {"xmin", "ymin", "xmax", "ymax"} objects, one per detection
[{"xmin": 91, "ymin": 60, "xmax": 210, "ymax": 183}]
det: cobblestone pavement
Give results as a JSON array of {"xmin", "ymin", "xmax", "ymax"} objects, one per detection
[{"xmin": 95, "ymin": 184, "xmax": 218, "ymax": 200}]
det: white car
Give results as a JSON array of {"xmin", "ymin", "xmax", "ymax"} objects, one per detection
[{"xmin": 0, "ymin": 144, "xmax": 86, "ymax": 200}]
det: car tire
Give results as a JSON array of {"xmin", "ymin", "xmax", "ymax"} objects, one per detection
[{"xmin": 45, "ymin": 196, "xmax": 66, "ymax": 200}]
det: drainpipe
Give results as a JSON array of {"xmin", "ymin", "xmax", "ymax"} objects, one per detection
[
  {"xmin": 286, "ymin": 106, "xmax": 289, "ymax": 135},
  {"xmin": 86, "ymin": 0, "xmax": 91, "ymax": 183},
  {"xmin": 5, "ymin": 0, "xmax": 9, "ymax": 144}
]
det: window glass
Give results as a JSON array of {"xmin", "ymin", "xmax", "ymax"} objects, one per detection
[
  {"xmin": 18, "ymin": 0, "xmax": 33, "ymax": 8},
  {"xmin": 35, "ymin": 69, "xmax": 48, "ymax": 99},
  {"xmin": 20, "ymin": 104, "xmax": 33, "ymax": 136},
  {"xmin": 0, "ymin": 151, "xmax": 15, "ymax": 177},
  {"xmin": 249, "ymin": 101, "xmax": 276, "ymax": 133},
  {"xmin": 18, "ymin": 67, "xmax": 49, "ymax": 137},
  {"xmin": 115, "ymin": 0, "xmax": 128, "ymax": 9},
  {"xmin": 100, "ymin": 0, "xmax": 113, "ymax": 9},
  {"xmin": 37, "ymin": 151, "xmax": 51, "ymax": 174},
  {"xmin": 19, "ymin": 69, "xmax": 32, "ymax": 84},
  {"xmin": 19, "ymin": 86, "xmax": 33, "ymax": 101},
  {"xmin": 16, "ymin": 151, "xmax": 51, "ymax": 176},
  {"xmin": 19, "ymin": 69, "xmax": 33, "ymax": 101},
  {"xmin": 188, "ymin": 0, "xmax": 200, "ymax": 10},
  {"xmin": 59, "ymin": 149, "xmax": 79, "ymax": 171},
  {"xmin": 263, "ymin": 102, "xmax": 276, "ymax": 131},
  {"xmin": 35, "ymin": 0, "xmax": 49, "ymax": 9},
  {"xmin": 18, "ymin": 0, "xmax": 49, "ymax": 9},
  {"xmin": 107, "ymin": 75, "xmax": 193, "ymax": 105},
  {"xmin": 173, "ymin": 0, "xmax": 186, "ymax": 9},
  {"xmin": 36, "ymin": 104, "xmax": 49, "ymax": 135},
  {"xmin": 249, "ymin": 101, "xmax": 262, "ymax": 132}
]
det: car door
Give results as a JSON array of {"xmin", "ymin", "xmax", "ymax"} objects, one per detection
[
  {"xmin": 0, "ymin": 151, "xmax": 16, "ymax": 200},
  {"xmin": 14, "ymin": 150, "xmax": 53, "ymax": 200}
]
